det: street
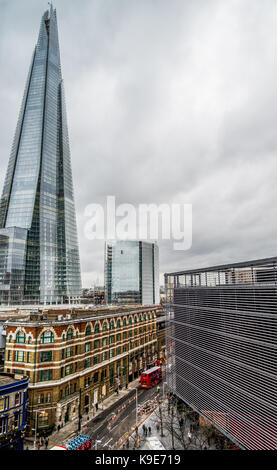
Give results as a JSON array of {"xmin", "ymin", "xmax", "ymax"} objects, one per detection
[{"xmin": 85, "ymin": 384, "xmax": 162, "ymax": 449}]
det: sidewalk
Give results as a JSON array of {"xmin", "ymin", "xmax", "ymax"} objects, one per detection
[
  {"xmin": 24, "ymin": 377, "xmax": 140, "ymax": 450},
  {"xmin": 118, "ymin": 399, "xmax": 217, "ymax": 451}
]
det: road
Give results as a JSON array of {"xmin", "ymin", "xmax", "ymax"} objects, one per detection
[{"xmin": 86, "ymin": 385, "xmax": 162, "ymax": 449}]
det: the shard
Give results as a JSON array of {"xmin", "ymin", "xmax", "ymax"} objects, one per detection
[{"xmin": 0, "ymin": 5, "xmax": 82, "ymax": 305}]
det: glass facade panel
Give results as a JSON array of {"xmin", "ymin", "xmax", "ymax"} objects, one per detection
[
  {"xmin": 0, "ymin": 7, "xmax": 81, "ymax": 305},
  {"xmin": 105, "ymin": 240, "xmax": 159, "ymax": 305}
]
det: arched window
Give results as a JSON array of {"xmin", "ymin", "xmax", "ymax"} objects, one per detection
[
  {"xmin": 40, "ymin": 330, "xmax": 54, "ymax": 345},
  {"xmin": 134, "ymin": 316, "xmax": 138, "ymax": 324},
  {"xmin": 16, "ymin": 331, "xmax": 26, "ymax": 344},
  {"xmin": 139, "ymin": 315, "xmax": 142, "ymax": 322},
  {"xmin": 144, "ymin": 314, "xmax": 147, "ymax": 322},
  {"xmin": 85, "ymin": 325, "xmax": 92, "ymax": 336},
  {"xmin": 94, "ymin": 323, "xmax": 100, "ymax": 334},
  {"xmin": 116, "ymin": 319, "xmax": 121, "ymax": 329},
  {"xmin": 66, "ymin": 328, "xmax": 73, "ymax": 341},
  {"xmin": 27, "ymin": 336, "xmax": 32, "ymax": 344},
  {"xmin": 109, "ymin": 320, "xmax": 114, "ymax": 331},
  {"xmin": 128, "ymin": 317, "xmax": 132, "ymax": 325},
  {"xmin": 123, "ymin": 318, "xmax": 127, "ymax": 327},
  {"xmin": 9, "ymin": 335, "xmax": 13, "ymax": 343},
  {"xmin": 102, "ymin": 322, "xmax": 108, "ymax": 332}
]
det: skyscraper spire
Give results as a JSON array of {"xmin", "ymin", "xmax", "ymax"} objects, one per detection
[{"xmin": 0, "ymin": 8, "xmax": 82, "ymax": 305}]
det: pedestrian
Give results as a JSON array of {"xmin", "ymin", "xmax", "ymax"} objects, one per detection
[
  {"xmin": 142, "ymin": 424, "xmax": 146, "ymax": 435},
  {"xmin": 148, "ymin": 426, "xmax": 151, "ymax": 435},
  {"xmin": 57, "ymin": 424, "xmax": 60, "ymax": 433},
  {"xmin": 45, "ymin": 437, "xmax": 49, "ymax": 450},
  {"xmin": 188, "ymin": 431, "xmax": 192, "ymax": 443},
  {"xmin": 96, "ymin": 402, "xmax": 98, "ymax": 412},
  {"xmin": 156, "ymin": 423, "xmax": 160, "ymax": 432},
  {"xmin": 145, "ymin": 427, "xmax": 148, "ymax": 437},
  {"xmin": 37, "ymin": 441, "xmax": 41, "ymax": 451}
]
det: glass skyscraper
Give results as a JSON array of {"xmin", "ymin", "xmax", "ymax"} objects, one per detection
[
  {"xmin": 105, "ymin": 241, "xmax": 160, "ymax": 306},
  {"xmin": 0, "ymin": 6, "xmax": 82, "ymax": 305}
]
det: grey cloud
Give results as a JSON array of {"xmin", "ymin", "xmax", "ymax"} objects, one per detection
[{"xmin": 1, "ymin": 0, "xmax": 277, "ymax": 287}]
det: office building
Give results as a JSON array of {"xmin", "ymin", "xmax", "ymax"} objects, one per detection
[
  {"xmin": 105, "ymin": 241, "xmax": 159, "ymax": 305},
  {"xmin": 0, "ymin": 6, "xmax": 81, "ymax": 305},
  {"xmin": 165, "ymin": 257, "xmax": 277, "ymax": 450}
]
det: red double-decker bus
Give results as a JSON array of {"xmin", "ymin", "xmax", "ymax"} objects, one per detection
[{"xmin": 140, "ymin": 366, "xmax": 162, "ymax": 389}]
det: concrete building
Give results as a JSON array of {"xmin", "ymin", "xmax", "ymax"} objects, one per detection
[{"xmin": 165, "ymin": 257, "xmax": 277, "ymax": 450}]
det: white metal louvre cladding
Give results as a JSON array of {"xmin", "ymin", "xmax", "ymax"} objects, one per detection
[{"xmin": 165, "ymin": 257, "xmax": 277, "ymax": 450}]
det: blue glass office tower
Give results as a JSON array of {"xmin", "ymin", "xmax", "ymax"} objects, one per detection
[
  {"xmin": 105, "ymin": 241, "xmax": 160, "ymax": 305},
  {"xmin": 0, "ymin": 6, "xmax": 82, "ymax": 305}
]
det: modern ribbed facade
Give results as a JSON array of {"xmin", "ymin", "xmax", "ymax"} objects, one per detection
[
  {"xmin": 105, "ymin": 241, "xmax": 159, "ymax": 306},
  {"xmin": 0, "ymin": 6, "xmax": 81, "ymax": 305},
  {"xmin": 165, "ymin": 257, "xmax": 277, "ymax": 450}
]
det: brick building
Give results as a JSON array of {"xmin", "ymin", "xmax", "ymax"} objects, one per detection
[{"xmin": 3, "ymin": 305, "xmax": 159, "ymax": 434}]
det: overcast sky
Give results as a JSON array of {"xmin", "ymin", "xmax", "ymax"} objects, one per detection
[{"xmin": 1, "ymin": 0, "xmax": 277, "ymax": 287}]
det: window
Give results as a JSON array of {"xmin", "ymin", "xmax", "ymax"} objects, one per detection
[
  {"xmin": 65, "ymin": 364, "xmax": 72, "ymax": 376},
  {"xmin": 39, "ymin": 370, "xmax": 53, "ymax": 382},
  {"xmin": 116, "ymin": 347, "xmax": 121, "ymax": 356},
  {"xmin": 94, "ymin": 323, "xmax": 100, "ymax": 334},
  {"xmin": 123, "ymin": 332, "xmax": 127, "ymax": 339},
  {"xmin": 40, "ymin": 331, "xmax": 54, "ymax": 344},
  {"xmin": 85, "ymin": 342, "xmax": 91, "ymax": 353},
  {"xmin": 40, "ymin": 351, "xmax": 53, "ymax": 363},
  {"xmin": 109, "ymin": 335, "xmax": 115, "ymax": 345},
  {"xmin": 102, "ymin": 322, "xmax": 108, "ymax": 332},
  {"xmin": 38, "ymin": 394, "xmax": 44, "ymax": 404},
  {"xmin": 84, "ymin": 358, "xmax": 90, "ymax": 368},
  {"xmin": 93, "ymin": 355, "xmax": 99, "ymax": 365},
  {"xmin": 102, "ymin": 352, "xmax": 108, "ymax": 361},
  {"xmin": 7, "ymin": 350, "xmax": 11, "ymax": 361},
  {"xmin": 0, "ymin": 398, "xmax": 5, "ymax": 412},
  {"xmin": 66, "ymin": 347, "xmax": 73, "ymax": 358},
  {"xmin": 117, "ymin": 333, "xmax": 121, "ymax": 342},
  {"xmin": 102, "ymin": 337, "xmax": 107, "ymax": 347},
  {"xmin": 8, "ymin": 335, "xmax": 12, "ymax": 343},
  {"xmin": 94, "ymin": 340, "xmax": 100, "ymax": 350},
  {"xmin": 46, "ymin": 393, "xmax": 51, "ymax": 404},
  {"xmin": 109, "ymin": 320, "xmax": 114, "ymax": 331},
  {"xmin": 15, "ymin": 351, "xmax": 24, "ymax": 362},
  {"xmin": 28, "ymin": 336, "xmax": 32, "ymax": 344},
  {"xmin": 123, "ymin": 318, "xmax": 127, "ymax": 327},
  {"xmin": 128, "ymin": 317, "xmax": 132, "ymax": 325},
  {"xmin": 116, "ymin": 319, "xmax": 121, "ymax": 329},
  {"xmin": 85, "ymin": 325, "xmax": 92, "ymax": 336},
  {"xmin": 66, "ymin": 328, "xmax": 73, "ymax": 341},
  {"xmin": 16, "ymin": 331, "xmax": 25, "ymax": 344}
]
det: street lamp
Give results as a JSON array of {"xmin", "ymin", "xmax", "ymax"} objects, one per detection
[
  {"xmin": 33, "ymin": 410, "xmax": 45, "ymax": 449},
  {"xmin": 130, "ymin": 387, "xmax": 138, "ymax": 427},
  {"xmin": 95, "ymin": 439, "xmax": 102, "ymax": 450},
  {"xmin": 163, "ymin": 381, "xmax": 167, "ymax": 400}
]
